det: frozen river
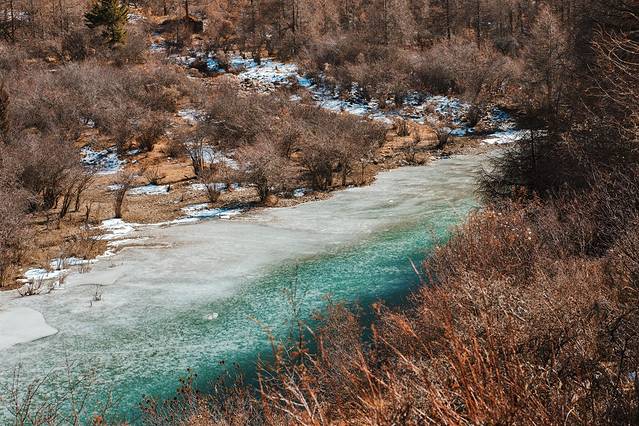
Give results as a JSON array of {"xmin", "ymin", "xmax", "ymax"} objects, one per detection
[{"xmin": 0, "ymin": 155, "xmax": 485, "ymax": 423}]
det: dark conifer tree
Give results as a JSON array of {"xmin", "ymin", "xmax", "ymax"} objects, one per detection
[{"xmin": 85, "ymin": 0, "xmax": 129, "ymax": 45}]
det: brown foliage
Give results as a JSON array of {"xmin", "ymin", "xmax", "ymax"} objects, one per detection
[
  {"xmin": 113, "ymin": 172, "xmax": 135, "ymax": 219},
  {"xmin": 0, "ymin": 190, "xmax": 27, "ymax": 287},
  {"xmin": 237, "ymin": 137, "xmax": 295, "ymax": 201}
]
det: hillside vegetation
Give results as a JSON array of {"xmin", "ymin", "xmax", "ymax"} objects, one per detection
[{"xmin": 2, "ymin": 0, "xmax": 639, "ymax": 424}]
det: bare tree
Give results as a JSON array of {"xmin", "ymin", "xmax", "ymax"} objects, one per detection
[
  {"xmin": 74, "ymin": 171, "xmax": 95, "ymax": 212},
  {"xmin": 0, "ymin": 190, "xmax": 26, "ymax": 287},
  {"xmin": 113, "ymin": 172, "xmax": 135, "ymax": 219},
  {"xmin": 0, "ymin": 81, "xmax": 9, "ymax": 142},
  {"xmin": 434, "ymin": 123, "xmax": 452, "ymax": 150},
  {"xmin": 519, "ymin": 5, "xmax": 573, "ymax": 124},
  {"xmin": 237, "ymin": 137, "xmax": 295, "ymax": 201}
]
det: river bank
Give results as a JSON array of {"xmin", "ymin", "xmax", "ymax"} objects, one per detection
[{"xmin": 7, "ymin": 56, "xmax": 507, "ymax": 295}]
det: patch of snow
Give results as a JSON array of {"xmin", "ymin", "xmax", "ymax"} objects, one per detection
[
  {"xmin": 99, "ymin": 219, "xmax": 137, "ymax": 241},
  {"xmin": 50, "ymin": 257, "xmax": 93, "ymax": 270},
  {"xmin": 426, "ymin": 96, "xmax": 470, "ymax": 123},
  {"xmin": 0, "ymin": 10, "xmax": 29, "ymax": 22},
  {"xmin": 450, "ymin": 128, "xmax": 473, "ymax": 137},
  {"xmin": 150, "ymin": 42, "xmax": 166, "ymax": 53},
  {"xmin": 128, "ymin": 184, "xmax": 170, "ymax": 196},
  {"xmin": 178, "ymin": 108, "xmax": 205, "ymax": 124},
  {"xmin": 181, "ymin": 204, "xmax": 243, "ymax": 220},
  {"xmin": 81, "ymin": 146, "xmax": 124, "ymax": 175},
  {"xmin": 206, "ymin": 58, "xmax": 224, "ymax": 73},
  {"xmin": 483, "ymin": 129, "xmax": 528, "ymax": 145},
  {"xmin": 173, "ymin": 52, "xmax": 525, "ymax": 138},
  {"xmin": 22, "ymin": 268, "xmax": 64, "ymax": 283},
  {"xmin": 127, "ymin": 13, "xmax": 145, "ymax": 23},
  {"xmin": 80, "ymin": 118, "xmax": 96, "ymax": 128},
  {"xmin": 17, "ymin": 268, "xmax": 66, "ymax": 294},
  {"xmin": 236, "ymin": 59, "xmax": 299, "ymax": 86},
  {"xmin": 201, "ymin": 147, "xmax": 239, "ymax": 170},
  {"xmin": 293, "ymin": 188, "xmax": 309, "ymax": 198},
  {"xmin": 190, "ymin": 182, "xmax": 239, "ymax": 192}
]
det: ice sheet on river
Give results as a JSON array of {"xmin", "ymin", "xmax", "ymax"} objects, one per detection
[{"xmin": 0, "ymin": 155, "xmax": 486, "ymax": 423}]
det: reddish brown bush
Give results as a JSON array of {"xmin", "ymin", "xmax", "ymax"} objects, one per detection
[{"xmin": 237, "ymin": 137, "xmax": 295, "ymax": 201}]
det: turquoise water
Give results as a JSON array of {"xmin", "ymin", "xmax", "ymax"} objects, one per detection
[
  {"xmin": 116, "ymin": 204, "xmax": 472, "ymax": 422},
  {"xmin": 0, "ymin": 157, "xmax": 481, "ymax": 423}
]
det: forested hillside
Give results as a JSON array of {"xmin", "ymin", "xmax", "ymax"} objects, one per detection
[
  {"xmin": 1, "ymin": 0, "xmax": 638, "ymax": 424},
  {"xmin": 0, "ymin": 0, "xmax": 608, "ymax": 289}
]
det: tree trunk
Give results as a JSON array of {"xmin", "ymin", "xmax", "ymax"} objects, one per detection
[
  {"xmin": 445, "ymin": 0, "xmax": 451, "ymax": 40},
  {"xmin": 9, "ymin": 0, "xmax": 16, "ymax": 40},
  {"xmin": 475, "ymin": 0, "xmax": 481, "ymax": 48}
]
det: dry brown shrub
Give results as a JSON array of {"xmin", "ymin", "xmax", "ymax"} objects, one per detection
[
  {"xmin": 137, "ymin": 118, "xmax": 169, "ymax": 152},
  {"xmin": 237, "ymin": 137, "xmax": 295, "ymax": 201}
]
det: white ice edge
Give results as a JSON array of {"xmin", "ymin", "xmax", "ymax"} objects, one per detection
[{"xmin": 0, "ymin": 307, "xmax": 58, "ymax": 351}]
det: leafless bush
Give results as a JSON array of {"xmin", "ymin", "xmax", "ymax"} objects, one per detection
[
  {"xmin": 6, "ymin": 362, "xmax": 120, "ymax": 425},
  {"xmin": 204, "ymin": 184, "xmax": 221, "ymax": 203},
  {"xmin": 162, "ymin": 138, "xmax": 186, "ymax": 158},
  {"xmin": 434, "ymin": 126, "xmax": 452, "ymax": 150},
  {"xmin": 5, "ymin": 61, "xmax": 191, "ymax": 156},
  {"xmin": 237, "ymin": 137, "xmax": 295, "ymax": 201},
  {"xmin": 465, "ymin": 105, "xmax": 482, "ymax": 127},
  {"xmin": 92, "ymin": 285, "xmax": 103, "ymax": 303},
  {"xmin": 0, "ymin": 190, "xmax": 27, "ymax": 287},
  {"xmin": 15, "ymin": 136, "xmax": 80, "ymax": 212},
  {"xmin": 61, "ymin": 29, "xmax": 93, "ymax": 61},
  {"xmin": 110, "ymin": 28, "xmax": 148, "ymax": 66},
  {"xmin": 137, "ymin": 118, "xmax": 169, "ymax": 152},
  {"xmin": 181, "ymin": 135, "xmax": 213, "ymax": 178},
  {"xmin": 113, "ymin": 172, "xmax": 135, "ymax": 219},
  {"xmin": 395, "ymin": 118, "xmax": 410, "ymax": 137},
  {"xmin": 216, "ymin": 163, "xmax": 237, "ymax": 193},
  {"xmin": 159, "ymin": 188, "xmax": 639, "ymax": 425},
  {"xmin": 73, "ymin": 170, "xmax": 95, "ymax": 212},
  {"xmin": 404, "ymin": 132, "xmax": 421, "ymax": 163},
  {"xmin": 298, "ymin": 130, "xmax": 336, "ymax": 190},
  {"xmin": 277, "ymin": 124, "xmax": 301, "ymax": 159},
  {"xmin": 144, "ymin": 167, "xmax": 166, "ymax": 185},
  {"xmin": 60, "ymin": 227, "xmax": 103, "ymax": 271},
  {"xmin": 0, "ymin": 80, "xmax": 9, "ymax": 141},
  {"xmin": 0, "ymin": 44, "xmax": 29, "ymax": 73},
  {"xmin": 199, "ymin": 168, "xmax": 224, "ymax": 203}
]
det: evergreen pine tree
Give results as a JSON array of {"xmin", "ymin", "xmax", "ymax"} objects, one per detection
[{"xmin": 85, "ymin": 0, "xmax": 129, "ymax": 45}]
